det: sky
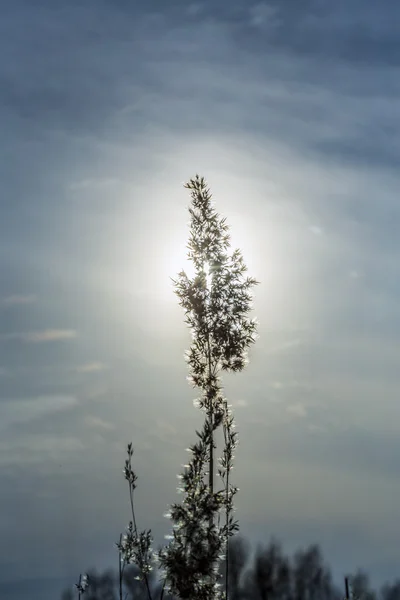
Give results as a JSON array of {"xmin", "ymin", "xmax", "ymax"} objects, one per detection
[{"xmin": 1, "ymin": 0, "xmax": 400, "ymax": 598}]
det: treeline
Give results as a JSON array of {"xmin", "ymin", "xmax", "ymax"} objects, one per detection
[{"xmin": 60, "ymin": 534, "xmax": 400, "ymax": 600}]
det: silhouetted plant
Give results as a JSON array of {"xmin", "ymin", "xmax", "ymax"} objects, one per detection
[
  {"xmin": 75, "ymin": 573, "xmax": 89, "ymax": 600},
  {"xmin": 157, "ymin": 175, "xmax": 258, "ymax": 600},
  {"xmin": 114, "ymin": 176, "xmax": 258, "ymax": 600},
  {"xmin": 115, "ymin": 444, "xmax": 154, "ymax": 600},
  {"xmin": 67, "ymin": 175, "xmax": 258, "ymax": 600}
]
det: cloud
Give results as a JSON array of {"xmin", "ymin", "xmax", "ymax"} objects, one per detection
[
  {"xmin": 349, "ymin": 269, "xmax": 362, "ymax": 279},
  {"xmin": 269, "ymin": 339, "xmax": 303, "ymax": 354},
  {"xmin": 84, "ymin": 415, "xmax": 115, "ymax": 430},
  {"xmin": 69, "ymin": 178, "xmax": 121, "ymax": 191},
  {"xmin": 248, "ymin": 3, "xmax": 279, "ymax": 28},
  {"xmin": 309, "ymin": 225, "xmax": 323, "ymax": 236},
  {"xmin": 76, "ymin": 362, "xmax": 107, "ymax": 373},
  {"xmin": 0, "ymin": 329, "xmax": 77, "ymax": 343},
  {"xmin": 1, "ymin": 294, "xmax": 36, "ymax": 306},
  {"xmin": 286, "ymin": 403, "xmax": 308, "ymax": 418},
  {"xmin": 186, "ymin": 3, "xmax": 204, "ymax": 17},
  {"xmin": 79, "ymin": 384, "xmax": 107, "ymax": 402},
  {"xmin": 1, "ymin": 395, "xmax": 78, "ymax": 429},
  {"xmin": 150, "ymin": 419, "xmax": 181, "ymax": 447},
  {"xmin": 0, "ymin": 434, "xmax": 84, "ymax": 466},
  {"xmin": 236, "ymin": 398, "xmax": 249, "ymax": 407}
]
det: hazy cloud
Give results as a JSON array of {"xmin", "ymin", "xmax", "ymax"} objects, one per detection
[
  {"xmin": 269, "ymin": 339, "xmax": 303, "ymax": 354},
  {"xmin": 309, "ymin": 225, "xmax": 323, "ymax": 236},
  {"xmin": 1, "ymin": 294, "xmax": 36, "ymax": 306},
  {"xmin": 0, "ymin": 434, "xmax": 84, "ymax": 467},
  {"xmin": 248, "ymin": 2, "xmax": 279, "ymax": 28},
  {"xmin": 84, "ymin": 415, "xmax": 115, "ymax": 430},
  {"xmin": 76, "ymin": 362, "xmax": 107, "ymax": 373},
  {"xmin": 1, "ymin": 395, "xmax": 78, "ymax": 429},
  {"xmin": 69, "ymin": 178, "xmax": 121, "ymax": 191},
  {"xmin": 0, "ymin": 329, "xmax": 77, "ymax": 343},
  {"xmin": 286, "ymin": 403, "xmax": 308, "ymax": 418},
  {"xmin": 236, "ymin": 398, "xmax": 249, "ymax": 407},
  {"xmin": 186, "ymin": 3, "xmax": 204, "ymax": 17}
]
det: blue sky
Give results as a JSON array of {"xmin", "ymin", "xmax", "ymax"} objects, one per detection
[{"xmin": 1, "ymin": 0, "xmax": 400, "ymax": 597}]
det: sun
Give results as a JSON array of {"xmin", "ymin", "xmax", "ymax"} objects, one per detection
[
  {"xmin": 159, "ymin": 219, "xmax": 259, "ymax": 302},
  {"xmin": 160, "ymin": 240, "xmax": 196, "ymax": 302},
  {"xmin": 132, "ymin": 197, "xmax": 261, "ymax": 335}
]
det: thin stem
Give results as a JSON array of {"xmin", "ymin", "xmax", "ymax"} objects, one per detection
[
  {"xmin": 160, "ymin": 577, "xmax": 167, "ymax": 600},
  {"xmin": 206, "ymin": 332, "xmax": 214, "ymax": 531},
  {"xmin": 225, "ymin": 420, "xmax": 230, "ymax": 600},
  {"xmin": 118, "ymin": 533, "xmax": 124, "ymax": 600},
  {"xmin": 128, "ymin": 478, "xmax": 153, "ymax": 600},
  {"xmin": 129, "ymin": 484, "xmax": 138, "ymax": 537}
]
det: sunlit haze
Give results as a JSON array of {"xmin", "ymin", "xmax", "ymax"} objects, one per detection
[{"xmin": 1, "ymin": 1, "xmax": 400, "ymax": 599}]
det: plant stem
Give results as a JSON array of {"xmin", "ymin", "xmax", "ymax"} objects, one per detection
[
  {"xmin": 118, "ymin": 533, "xmax": 127, "ymax": 600},
  {"xmin": 128, "ymin": 479, "xmax": 153, "ymax": 600},
  {"xmin": 224, "ymin": 413, "xmax": 230, "ymax": 600},
  {"xmin": 206, "ymin": 331, "xmax": 214, "ymax": 531}
]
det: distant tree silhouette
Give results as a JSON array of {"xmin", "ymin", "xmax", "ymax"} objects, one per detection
[
  {"xmin": 242, "ymin": 539, "xmax": 292, "ymax": 600},
  {"xmin": 61, "ymin": 589, "xmax": 74, "ymax": 600},
  {"xmin": 61, "ymin": 566, "xmax": 159, "ymax": 600},
  {"xmin": 61, "ymin": 531, "xmax": 400, "ymax": 600},
  {"xmin": 348, "ymin": 571, "xmax": 377, "ymax": 600},
  {"xmin": 219, "ymin": 536, "xmax": 251, "ymax": 600},
  {"xmin": 381, "ymin": 580, "xmax": 400, "ymax": 600},
  {"xmin": 292, "ymin": 544, "xmax": 339, "ymax": 600},
  {"xmin": 122, "ymin": 564, "xmax": 159, "ymax": 600},
  {"xmin": 82, "ymin": 569, "xmax": 116, "ymax": 600}
]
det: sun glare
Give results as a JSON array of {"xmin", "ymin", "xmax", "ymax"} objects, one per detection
[
  {"xmin": 164, "ymin": 248, "xmax": 214, "ymax": 291},
  {"xmin": 159, "ymin": 222, "xmax": 259, "ymax": 304},
  {"xmin": 137, "ymin": 197, "xmax": 262, "ymax": 335},
  {"xmin": 162, "ymin": 241, "xmax": 196, "ymax": 301},
  {"xmin": 204, "ymin": 262, "xmax": 212, "ymax": 290}
]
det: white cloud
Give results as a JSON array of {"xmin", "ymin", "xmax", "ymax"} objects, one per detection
[
  {"xmin": 249, "ymin": 3, "xmax": 279, "ymax": 28},
  {"xmin": 309, "ymin": 225, "xmax": 323, "ymax": 236},
  {"xmin": 1, "ymin": 294, "xmax": 36, "ymax": 306},
  {"xmin": 308, "ymin": 423, "xmax": 327, "ymax": 434},
  {"xmin": 0, "ymin": 434, "xmax": 85, "ymax": 466},
  {"xmin": 349, "ymin": 269, "xmax": 362, "ymax": 279},
  {"xmin": 150, "ymin": 419, "xmax": 181, "ymax": 447},
  {"xmin": 77, "ymin": 362, "xmax": 107, "ymax": 373},
  {"xmin": 79, "ymin": 384, "xmax": 107, "ymax": 402},
  {"xmin": 1, "ymin": 395, "xmax": 78, "ymax": 429},
  {"xmin": 0, "ymin": 329, "xmax": 77, "ymax": 343},
  {"xmin": 286, "ymin": 403, "xmax": 308, "ymax": 418},
  {"xmin": 85, "ymin": 415, "xmax": 115, "ymax": 430},
  {"xmin": 270, "ymin": 339, "xmax": 302, "ymax": 354},
  {"xmin": 236, "ymin": 399, "xmax": 249, "ymax": 407},
  {"xmin": 186, "ymin": 3, "xmax": 203, "ymax": 17},
  {"xmin": 69, "ymin": 178, "xmax": 121, "ymax": 191}
]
